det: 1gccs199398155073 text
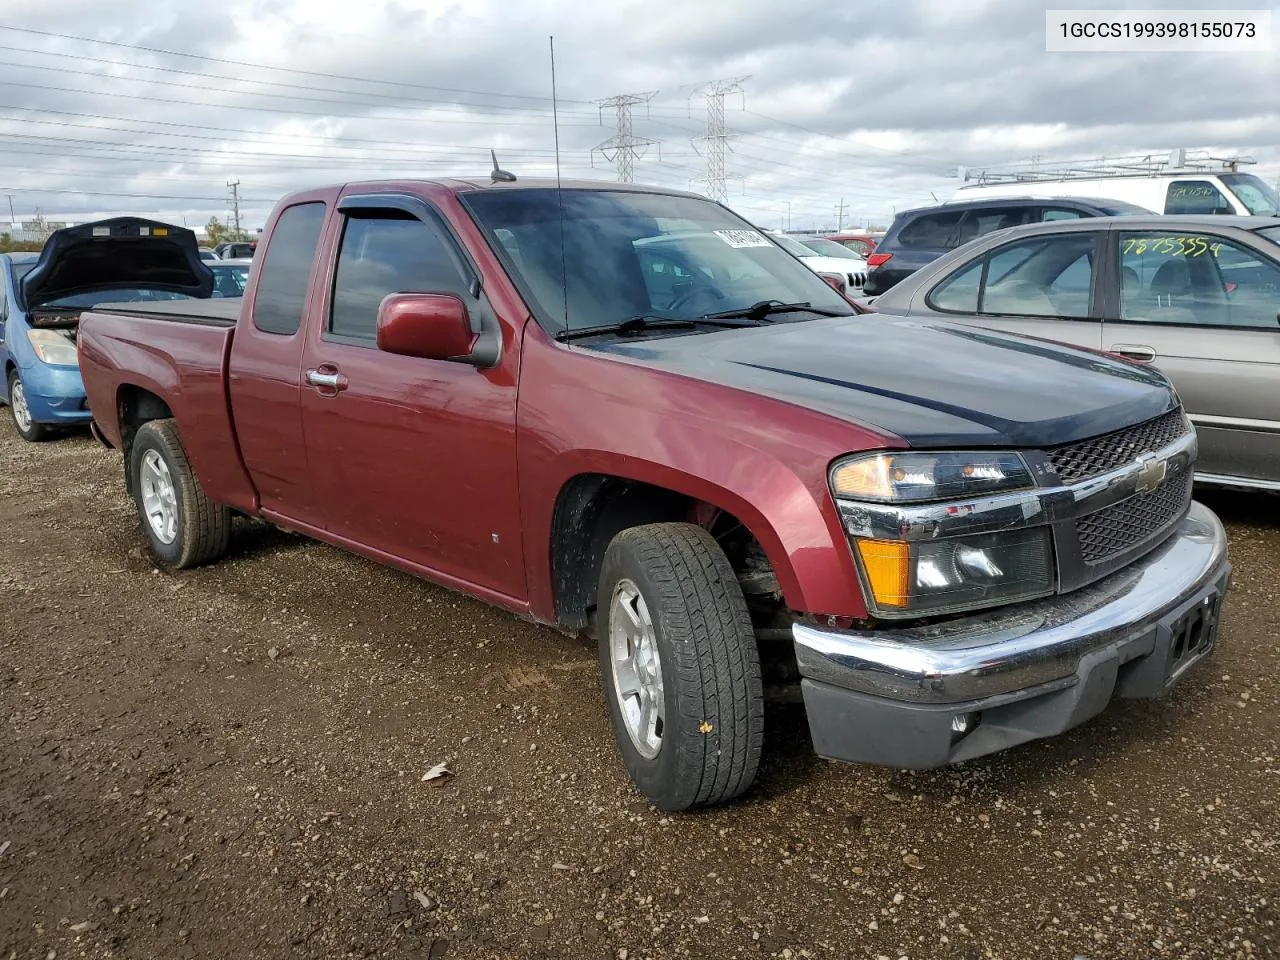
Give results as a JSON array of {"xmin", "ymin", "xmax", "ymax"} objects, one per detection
[{"xmin": 1046, "ymin": 9, "xmax": 1272, "ymax": 51}]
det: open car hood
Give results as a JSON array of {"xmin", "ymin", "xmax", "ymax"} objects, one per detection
[{"xmin": 20, "ymin": 218, "xmax": 214, "ymax": 310}]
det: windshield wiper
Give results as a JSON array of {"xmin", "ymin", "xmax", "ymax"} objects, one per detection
[
  {"xmin": 555, "ymin": 314, "xmax": 764, "ymax": 342},
  {"xmin": 702, "ymin": 300, "xmax": 849, "ymax": 322}
]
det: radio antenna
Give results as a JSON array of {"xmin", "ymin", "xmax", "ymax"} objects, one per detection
[{"xmin": 550, "ymin": 35, "xmax": 569, "ymax": 336}]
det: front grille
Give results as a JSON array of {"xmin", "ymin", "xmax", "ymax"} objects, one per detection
[
  {"xmin": 1075, "ymin": 469, "xmax": 1192, "ymax": 564},
  {"xmin": 1046, "ymin": 408, "xmax": 1188, "ymax": 485}
]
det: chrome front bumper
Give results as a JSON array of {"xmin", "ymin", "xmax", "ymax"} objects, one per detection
[{"xmin": 793, "ymin": 501, "xmax": 1231, "ymax": 768}]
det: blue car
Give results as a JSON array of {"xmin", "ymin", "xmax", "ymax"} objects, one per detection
[{"xmin": 1, "ymin": 219, "xmax": 213, "ymax": 442}]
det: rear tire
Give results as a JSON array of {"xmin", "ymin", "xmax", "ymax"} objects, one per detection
[
  {"xmin": 7, "ymin": 370, "xmax": 51, "ymax": 442},
  {"xmin": 597, "ymin": 522, "xmax": 764, "ymax": 811},
  {"xmin": 129, "ymin": 418, "xmax": 231, "ymax": 569}
]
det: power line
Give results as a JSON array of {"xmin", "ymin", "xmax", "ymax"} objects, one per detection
[
  {"xmin": 0, "ymin": 78, "xmax": 606, "ymax": 128},
  {"xmin": 0, "ymin": 23, "xmax": 596, "ymax": 106},
  {"xmin": 591, "ymin": 92, "xmax": 658, "ymax": 183}
]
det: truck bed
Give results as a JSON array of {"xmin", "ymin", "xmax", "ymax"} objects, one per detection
[
  {"xmin": 90, "ymin": 298, "xmax": 242, "ymax": 326},
  {"xmin": 77, "ymin": 305, "xmax": 258, "ymax": 512}
]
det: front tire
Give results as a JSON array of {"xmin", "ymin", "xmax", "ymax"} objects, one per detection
[
  {"xmin": 129, "ymin": 418, "xmax": 231, "ymax": 569},
  {"xmin": 597, "ymin": 523, "xmax": 764, "ymax": 811},
  {"xmin": 7, "ymin": 370, "xmax": 51, "ymax": 442}
]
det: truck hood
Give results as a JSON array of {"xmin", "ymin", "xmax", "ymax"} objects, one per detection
[
  {"xmin": 588, "ymin": 315, "xmax": 1178, "ymax": 448},
  {"xmin": 21, "ymin": 218, "xmax": 214, "ymax": 311}
]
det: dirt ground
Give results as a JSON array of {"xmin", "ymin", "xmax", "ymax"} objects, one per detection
[{"xmin": 0, "ymin": 420, "xmax": 1275, "ymax": 960}]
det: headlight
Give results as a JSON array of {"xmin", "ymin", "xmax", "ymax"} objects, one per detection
[
  {"xmin": 831, "ymin": 451, "xmax": 1033, "ymax": 502},
  {"xmin": 853, "ymin": 528, "xmax": 1054, "ymax": 617},
  {"xmin": 27, "ymin": 329, "xmax": 79, "ymax": 366}
]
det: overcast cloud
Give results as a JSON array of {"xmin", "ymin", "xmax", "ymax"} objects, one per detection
[{"xmin": 1, "ymin": 0, "xmax": 1278, "ymax": 235}]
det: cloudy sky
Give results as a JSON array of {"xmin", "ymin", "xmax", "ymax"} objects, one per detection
[{"xmin": 2, "ymin": 0, "xmax": 1278, "ymax": 236}]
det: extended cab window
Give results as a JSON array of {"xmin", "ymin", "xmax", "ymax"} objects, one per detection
[
  {"xmin": 1164, "ymin": 181, "xmax": 1234, "ymax": 215},
  {"xmin": 927, "ymin": 233, "xmax": 1098, "ymax": 319},
  {"xmin": 329, "ymin": 211, "xmax": 469, "ymax": 342},
  {"xmin": 252, "ymin": 202, "xmax": 326, "ymax": 335},
  {"xmin": 1118, "ymin": 231, "xmax": 1280, "ymax": 329}
]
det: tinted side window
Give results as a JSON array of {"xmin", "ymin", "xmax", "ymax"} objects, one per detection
[
  {"xmin": 927, "ymin": 259, "xmax": 982, "ymax": 312},
  {"xmin": 895, "ymin": 211, "xmax": 965, "ymax": 249},
  {"xmin": 330, "ymin": 213, "xmax": 470, "ymax": 342},
  {"xmin": 1118, "ymin": 231, "xmax": 1280, "ymax": 328},
  {"xmin": 1164, "ymin": 181, "xmax": 1234, "ymax": 215},
  {"xmin": 980, "ymin": 234, "xmax": 1096, "ymax": 318},
  {"xmin": 929, "ymin": 234, "xmax": 1098, "ymax": 318},
  {"xmin": 956, "ymin": 206, "xmax": 1035, "ymax": 245},
  {"xmin": 252, "ymin": 202, "xmax": 326, "ymax": 335}
]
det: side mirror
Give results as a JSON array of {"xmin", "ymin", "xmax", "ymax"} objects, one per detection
[{"xmin": 376, "ymin": 293, "xmax": 478, "ymax": 361}]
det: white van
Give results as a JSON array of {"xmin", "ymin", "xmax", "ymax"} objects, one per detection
[{"xmin": 953, "ymin": 168, "xmax": 1279, "ymax": 218}]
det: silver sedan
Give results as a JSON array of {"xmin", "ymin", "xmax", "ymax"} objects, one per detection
[{"xmin": 868, "ymin": 214, "xmax": 1280, "ymax": 492}]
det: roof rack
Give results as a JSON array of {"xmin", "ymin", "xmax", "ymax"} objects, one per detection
[{"xmin": 958, "ymin": 149, "xmax": 1256, "ymax": 185}]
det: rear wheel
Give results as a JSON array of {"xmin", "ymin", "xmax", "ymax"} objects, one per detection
[
  {"xmin": 129, "ymin": 418, "xmax": 231, "ymax": 569},
  {"xmin": 597, "ymin": 523, "xmax": 764, "ymax": 811},
  {"xmin": 7, "ymin": 370, "xmax": 51, "ymax": 442}
]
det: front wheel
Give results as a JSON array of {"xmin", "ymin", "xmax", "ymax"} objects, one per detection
[
  {"xmin": 128, "ymin": 418, "xmax": 231, "ymax": 569},
  {"xmin": 7, "ymin": 370, "xmax": 51, "ymax": 442},
  {"xmin": 597, "ymin": 523, "xmax": 764, "ymax": 811}
]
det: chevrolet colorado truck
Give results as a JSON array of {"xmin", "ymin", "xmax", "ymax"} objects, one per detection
[{"xmin": 77, "ymin": 178, "xmax": 1231, "ymax": 811}]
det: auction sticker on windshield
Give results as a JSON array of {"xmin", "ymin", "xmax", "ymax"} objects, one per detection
[{"xmin": 715, "ymin": 229, "xmax": 772, "ymax": 248}]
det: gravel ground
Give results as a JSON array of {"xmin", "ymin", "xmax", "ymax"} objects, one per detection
[{"xmin": 0, "ymin": 420, "xmax": 1275, "ymax": 960}]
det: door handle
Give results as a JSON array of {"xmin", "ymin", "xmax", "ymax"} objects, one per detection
[
  {"xmin": 305, "ymin": 367, "xmax": 349, "ymax": 392},
  {"xmin": 1111, "ymin": 344, "xmax": 1156, "ymax": 363}
]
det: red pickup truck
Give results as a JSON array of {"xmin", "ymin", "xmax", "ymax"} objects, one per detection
[{"xmin": 78, "ymin": 177, "xmax": 1231, "ymax": 810}]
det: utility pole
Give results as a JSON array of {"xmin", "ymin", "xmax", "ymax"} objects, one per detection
[
  {"xmin": 591, "ymin": 92, "xmax": 658, "ymax": 183},
  {"xmin": 835, "ymin": 197, "xmax": 846, "ymax": 232},
  {"xmin": 689, "ymin": 77, "xmax": 749, "ymax": 203},
  {"xmin": 6, "ymin": 195, "xmax": 14, "ymax": 227},
  {"xmin": 227, "ymin": 179, "xmax": 242, "ymax": 240}
]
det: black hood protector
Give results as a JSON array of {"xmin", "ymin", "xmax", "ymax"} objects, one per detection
[
  {"xmin": 588, "ymin": 316, "xmax": 1178, "ymax": 449},
  {"xmin": 21, "ymin": 217, "xmax": 214, "ymax": 310}
]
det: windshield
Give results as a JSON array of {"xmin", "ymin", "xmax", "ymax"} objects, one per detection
[
  {"xmin": 799, "ymin": 237, "xmax": 865, "ymax": 260},
  {"xmin": 1091, "ymin": 199, "xmax": 1156, "ymax": 216},
  {"xmin": 771, "ymin": 234, "xmax": 817, "ymax": 257},
  {"xmin": 211, "ymin": 263, "xmax": 250, "ymax": 297},
  {"xmin": 1222, "ymin": 174, "xmax": 1280, "ymax": 216},
  {"xmin": 463, "ymin": 188, "xmax": 853, "ymax": 336},
  {"xmin": 1257, "ymin": 225, "xmax": 1280, "ymax": 247}
]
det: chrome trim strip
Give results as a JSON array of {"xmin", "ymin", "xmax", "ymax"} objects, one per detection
[
  {"xmin": 793, "ymin": 502, "xmax": 1229, "ymax": 704},
  {"xmin": 837, "ymin": 430, "xmax": 1196, "ymax": 541},
  {"xmin": 1195, "ymin": 471, "xmax": 1280, "ymax": 492},
  {"xmin": 1188, "ymin": 413, "xmax": 1280, "ymax": 435}
]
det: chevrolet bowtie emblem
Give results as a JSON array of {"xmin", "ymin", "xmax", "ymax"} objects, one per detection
[{"xmin": 1133, "ymin": 453, "xmax": 1168, "ymax": 493}]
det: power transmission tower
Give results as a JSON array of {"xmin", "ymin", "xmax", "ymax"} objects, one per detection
[
  {"xmin": 227, "ymin": 179, "xmax": 242, "ymax": 239},
  {"xmin": 835, "ymin": 197, "xmax": 846, "ymax": 231},
  {"xmin": 591, "ymin": 92, "xmax": 659, "ymax": 183},
  {"xmin": 689, "ymin": 77, "xmax": 749, "ymax": 203}
]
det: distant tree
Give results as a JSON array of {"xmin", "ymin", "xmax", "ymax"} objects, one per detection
[
  {"xmin": 0, "ymin": 232, "xmax": 42, "ymax": 253},
  {"xmin": 205, "ymin": 216, "xmax": 229, "ymax": 248}
]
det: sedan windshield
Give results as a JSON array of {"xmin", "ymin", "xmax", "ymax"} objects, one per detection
[
  {"xmin": 799, "ymin": 237, "xmax": 866, "ymax": 260},
  {"xmin": 1222, "ymin": 174, "xmax": 1280, "ymax": 217},
  {"xmin": 463, "ymin": 188, "xmax": 853, "ymax": 336}
]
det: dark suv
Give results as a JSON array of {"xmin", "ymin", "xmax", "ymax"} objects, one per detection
[{"xmin": 863, "ymin": 196, "xmax": 1150, "ymax": 295}]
